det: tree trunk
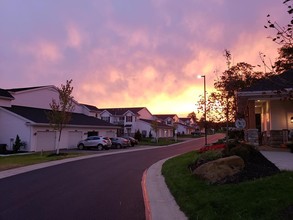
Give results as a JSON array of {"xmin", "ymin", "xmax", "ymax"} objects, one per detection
[{"xmin": 56, "ymin": 130, "xmax": 62, "ymax": 155}]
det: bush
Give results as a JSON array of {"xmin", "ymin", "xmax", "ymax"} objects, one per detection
[
  {"xmin": 191, "ymin": 150, "xmax": 223, "ymax": 171},
  {"xmin": 134, "ymin": 130, "xmax": 142, "ymax": 141},
  {"xmin": 13, "ymin": 135, "xmax": 26, "ymax": 153},
  {"xmin": 228, "ymin": 130, "xmax": 244, "ymax": 140},
  {"xmin": 286, "ymin": 142, "xmax": 293, "ymax": 153},
  {"xmin": 0, "ymin": 144, "xmax": 7, "ymax": 154}
]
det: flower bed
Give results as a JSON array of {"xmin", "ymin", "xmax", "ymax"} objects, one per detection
[{"xmin": 197, "ymin": 143, "xmax": 226, "ymax": 153}]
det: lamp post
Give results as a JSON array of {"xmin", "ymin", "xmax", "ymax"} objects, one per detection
[{"xmin": 199, "ymin": 75, "xmax": 208, "ymax": 146}]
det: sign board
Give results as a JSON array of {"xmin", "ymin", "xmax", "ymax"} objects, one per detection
[{"xmin": 235, "ymin": 118, "xmax": 246, "ymax": 129}]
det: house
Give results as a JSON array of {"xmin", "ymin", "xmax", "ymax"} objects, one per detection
[
  {"xmin": 237, "ymin": 70, "xmax": 293, "ymax": 146},
  {"xmin": 0, "ymin": 86, "xmax": 118, "ymax": 152},
  {"xmin": 99, "ymin": 107, "xmax": 153, "ymax": 136},
  {"xmin": 153, "ymin": 114, "xmax": 179, "ymax": 126},
  {"xmin": 133, "ymin": 119, "xmax": 174, "ymax": 138}
]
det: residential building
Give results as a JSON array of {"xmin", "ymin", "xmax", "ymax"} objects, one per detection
[
  {"xmin": 99, "ymin": 107, "xmax": 153, "ymax": 136},
  {"xmin": 0, "ymin": 86, "xmax": 118, "ymax": 152},
  {"xmin": 237, "ymin": 70, "xmax": 293, "ymax": 146}
]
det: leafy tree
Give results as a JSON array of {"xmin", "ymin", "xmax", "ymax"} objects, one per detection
[
  {"xmin": 197, "ymin": 51, "xmax": 269, "ymax": 123},
  {"xmin": 47, "ymin": 79, "xmax": 75, "ymax": 155},
  {"xmin": 214, "ymin": 59, "xmax": 267, "ymax": 121},
  {"xmin": 264, "ymin": 0, "xmax": 293, "ymax": 46},
  {"xmin": 264, "ymin": 0, "xmax": 293, "ymax": 73},
  {"xmin": 150, "ymin": 120, "xmax": 159, "ymax": 143},
  {"xmin": 187, "ymin": 111, "xmax": 198, "ymax": 123},
  {"xmin": 274, "ymin": 45, "xmax": 293, "ymax": 73},
  {"xmin": 197, "ymin": 91, "xmax": 229, "ymax": 122}
]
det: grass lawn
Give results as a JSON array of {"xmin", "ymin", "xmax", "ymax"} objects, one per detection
[
  {"xmin": 162, "ymin": 151, "xmax": 293, "ymax": 220},
  {"xmin": 0, "ymin": 151, "xmax": 86, "ymax": 172},
  {"xmin": 139, "ymin": 138, "xmax": 183, "ymax": 146}
]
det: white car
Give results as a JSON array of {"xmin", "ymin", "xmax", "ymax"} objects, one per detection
[{"xmin": 77, "ymin": 136, "xmax": 112, "ymax": 150}]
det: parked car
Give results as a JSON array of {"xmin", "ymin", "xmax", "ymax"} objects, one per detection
[
  {"xmin": 110, "ymin": 137, "xmax": 130, "ymax": 149},
  {"xmin": 122, "ymin": 136, "xmax": 139, "ymax": 147},
  {"xmin": 77, "ymin": 136, "xmax": 112, "ymax": 150}
]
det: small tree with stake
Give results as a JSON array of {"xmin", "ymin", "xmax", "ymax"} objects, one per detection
[{"xmin": 47, "ymin": 79, "xmax": 75, "ymax": 155}]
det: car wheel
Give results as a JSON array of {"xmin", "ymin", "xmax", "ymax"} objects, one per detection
[
  {"xmin": 97, "ymin": 144, "xmax": 103, "ymax": 151},
  {"xmin": 117, "ymin": 144, "xmax": 122, "ymax": 149},
  {"xmin": 78, "ymin": 144, "xmax": 84, "ymax": 150}
]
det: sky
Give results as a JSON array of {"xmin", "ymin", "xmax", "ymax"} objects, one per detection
[{"xmin": 0, "ymin": 0, "xmax": 289, "ymax": 117}]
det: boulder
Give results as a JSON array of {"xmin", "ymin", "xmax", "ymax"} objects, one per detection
[{"xmin": 193, "ymin": 155, "xmax": 245, "ymax": 184}]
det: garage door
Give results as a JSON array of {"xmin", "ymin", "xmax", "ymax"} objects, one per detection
[
  {"xmin": 68, "ymin": 131, "xmax": 83, "ymax": 149},
  {"xmin": 36, "ymin": 131, "xmax": 56, "ymax": 152}
]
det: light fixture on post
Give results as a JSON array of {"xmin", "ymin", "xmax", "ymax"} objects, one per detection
[{"xmin": 198, "ymin": 75, "xmax": 208, "ymax": 146}]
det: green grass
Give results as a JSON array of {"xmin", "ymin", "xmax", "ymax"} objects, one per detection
[
  {"xmin": 0, "ymin": 151, "xmax": 86, "ymax": 171},
  {"xmin": 139, "ymin": 138, "xmax": 183, "ymax": 146},
  {"xmin": 162, "ymin": 151, "xmax": 293, "ymax": 220}
]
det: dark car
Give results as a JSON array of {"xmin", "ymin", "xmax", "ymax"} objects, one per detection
[
  {"xmin": 122, "ymin": 136, "xmax": 139, "ymax": 147},
  {"xmin": 110, "ymin": 137, "xmax": 130, "ymax": 149},
  {"xmin": 77, "ymin": 136, "xmax": 112, "ymax": 150}
]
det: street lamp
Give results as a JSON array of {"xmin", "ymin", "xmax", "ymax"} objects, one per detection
[{"xmin": 198, "ymin": 75, "xmax": 208, "ymax": 146}]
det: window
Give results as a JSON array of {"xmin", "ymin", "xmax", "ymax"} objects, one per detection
[
  {"xmin": 126, "ymin": 116, "xmax": 132, "ymax": 122},
  {"xmin": 101, "ymin": 117, "xmax": 110, "ymax": 122}
]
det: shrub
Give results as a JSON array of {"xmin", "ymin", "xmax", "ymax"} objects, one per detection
[
  {"xmin": 191, "ymin": 150, "xmax": 223, "ymax": 170},
  {"xmin": 13, "ymin": 135, "xmax": 26, "ymax": 153},
  {"xmin": 228, "ymin": 130, "xmax": 244, "ymax": 140},
  {"xmin": 286, "ymin": 142, "xmax": 293, "ymax": 153},
  {"xmin": 0, "ymin": 144, "xmax": 7, "ymax": 154},
  {"xmin": 134, "ymin": 130, "xmax": 142, "ymax": 141}
]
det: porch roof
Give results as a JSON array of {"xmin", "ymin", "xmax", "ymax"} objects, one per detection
[{"xmin": 240, "ymin": 70, "xmax": 293, "ymax": 92}]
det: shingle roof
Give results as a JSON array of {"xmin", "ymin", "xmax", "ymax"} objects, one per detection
[
  {"xmin": 0, "ymin": 88, "xmax": 14, "ymax": 99},
  {"xmin": 154, "ymin": 114, "xmax": 177, "ymax": 120},
  {"xmin": 99, "ymin": 107, "xmax": 145, "ymax": 116},
  {"xmin": 82, "ymin": 104, "xmax": 99, "ymax": 111},
  {"xmin": 7, "ymin": 86, "xmax": 50, "ymax": 92},
  {"xmin": 2, "ymin": 105, "xmax": 116, "ymax": 127},
  {"xmin": 241, "ymin": 70, "xmax": 293, "ymax": 92}
]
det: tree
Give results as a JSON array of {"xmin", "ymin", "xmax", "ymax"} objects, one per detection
[
  {"xmin": 150, "ymin": 120, "xmax": 159, "ymax": 143},
  {"xmin": 264, "ymin": 0, "xmax": 293, "ymax": 73},
  {"xmin": 187, "ymin": 111, "xmax": 197, "ymax": 123},
  {"xmin": 47, "ymin": 79, "xmax": 75, "ymax": 155},
  {"xmin": 214, "ymin": 60, "xmax": 267, "ymax": 121},
  {"xmin": 264, "ymin": 0, "xmax": 293, "ymax": 46},
  {"xmin": 196, "ymin": 51, "xmax": 269, "ymax": 123}
]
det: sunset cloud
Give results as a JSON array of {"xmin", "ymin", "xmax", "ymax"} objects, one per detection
[{"xmin": 0, "ymin": 0, "xmax": 288, "ymax": 117}]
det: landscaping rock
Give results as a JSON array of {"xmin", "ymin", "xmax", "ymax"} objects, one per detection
[{"xmin": 193, "ymin": 155, "xmax": 245, "ymax": 184}]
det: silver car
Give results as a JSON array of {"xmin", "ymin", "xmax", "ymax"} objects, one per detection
[
  {"xmin": 110, "ymin": 137, "xmax": 130, "ymax": 149},
  {"xmin": 77, "ymin": 136, "xmax": 112, "ymax": 150}
]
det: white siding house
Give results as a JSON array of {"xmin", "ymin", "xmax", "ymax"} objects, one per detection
[
  {"xmin": 99, "ymin": 107, "xmax": 154, "ymax": 136},
  {"xmin": 0, "ymin": 86, "xmax": 118, "ymax": 152}
]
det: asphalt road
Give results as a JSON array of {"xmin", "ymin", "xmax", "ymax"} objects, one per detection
[{"xmin": 0, "ymin": 134, "xmax": 223, "ymax": 220}]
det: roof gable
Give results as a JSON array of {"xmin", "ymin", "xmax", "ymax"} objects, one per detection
[{"xmin": 99, "ymin": 107, "xmax": 145, "ymax": 116}]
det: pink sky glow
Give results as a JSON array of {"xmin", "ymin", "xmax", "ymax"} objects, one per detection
[{"xmin": 0, "ymin": 0, "xmax": 289, "ymax": 117}]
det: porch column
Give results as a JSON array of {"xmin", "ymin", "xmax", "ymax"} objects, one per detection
[{"xmin": 247, "ymin": 100, "xmax": 256, "ymax": 129}]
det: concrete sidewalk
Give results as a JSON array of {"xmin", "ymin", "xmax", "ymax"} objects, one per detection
[{"xmin": 144, "ymin": 151, "xmax": 293, "ymax": 220}]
